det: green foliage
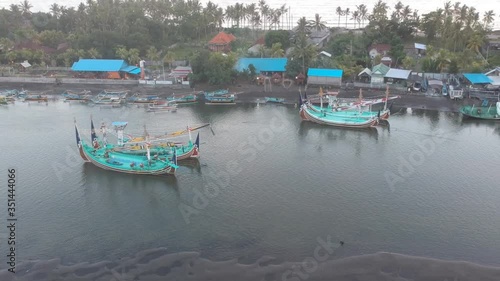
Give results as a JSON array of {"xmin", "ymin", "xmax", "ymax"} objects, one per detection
[
  {"xmin": 205, "ymin": 52, "xmax": 237, "ymax": 85},
  {"xmin": 190, "ymin": 50, "xmax": 237, "ymax": 85},
  {"xmin": 265, "ymin": 30, "xmax": 290, "ymax": 49},
  {"xmin": 487, "ymin": 55, "xmax": 500, "ymax": 67}
]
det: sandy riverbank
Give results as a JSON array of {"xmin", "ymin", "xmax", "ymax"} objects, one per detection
[
  {"xmin": 1, "ymin": 248, "xmax": 499, "ymax": 281},
  {"xmin": 0, "ymin": 81, "xmax": 477, "ymax": 113}
]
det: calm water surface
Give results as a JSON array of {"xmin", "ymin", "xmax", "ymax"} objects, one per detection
[{"xmin": 0, "ymin": 100, "xmax": 499, "ymax": 267}]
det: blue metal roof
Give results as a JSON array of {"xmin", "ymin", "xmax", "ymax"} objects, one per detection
[
  {"xmin": 235, "ymin": 58, "xmax": 288, "ymax": 73},
  {"xmin": 463, "ymin": 73, "xmax": 493, "ymax": 84},
  {"xmin": 307, "ymin": 68, "xmax": 343, "ymax": 78},
  {"xmin": 71, "ymin": 59, "xmax": 128, "ymax": 72},
  {"xmin": 121, "ymin": 65, "xmax": 141, "ymax": 74}
]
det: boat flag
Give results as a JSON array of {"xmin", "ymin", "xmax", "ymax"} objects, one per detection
[
  {"xmin": 195, "ymin": 133, "xmax": 200, "ymax": 150},
  {"xmin": 91, "ymin": 118, "xmax": 99, "ymax": 149},
  {"xmin": 75, "ymin": 124, "xmax": 81, "ymax": 148}
]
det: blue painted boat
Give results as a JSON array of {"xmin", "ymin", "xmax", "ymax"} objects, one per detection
[
  {"xmin": 265, "ymin": 97, "xmax": 285, "ymax": 103},
  {"xmin": 299, "ymin": 103, "xmax": 378, "ymax": 128},
  {"xmin": 205, "ymin": 94, "xmax": 235, "ymax": 105}
]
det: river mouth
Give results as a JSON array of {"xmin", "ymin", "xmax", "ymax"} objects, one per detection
[{"xmin": 1, "ymin": 99, "xmax": 499, "ymax": 279}]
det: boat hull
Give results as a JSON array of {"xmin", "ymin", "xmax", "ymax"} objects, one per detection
[
  {"xmin": 300, "ymin": 105, "xmax": 378, "ymax": 128},
  {"xmin": 460, "ymin": 105, "xmax": 500, "ymax": 120},
  {"xmin": 309, "ymin": 105, "xmax": 390, "ymax": 120},
  {"xmin": 81, "ymin": 143, "xmax": 176, "ymax": 175}
]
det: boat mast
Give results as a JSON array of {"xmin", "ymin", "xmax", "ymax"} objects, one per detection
[
  {"xmin": 319, "ymin": 87, "xmax": 323, "ymax": 110},
  {"xmin": 384, "ymin": 84, "xmax": 389, "ymax": 111}
]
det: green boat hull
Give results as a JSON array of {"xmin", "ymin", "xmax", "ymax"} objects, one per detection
[{"xmin": 460, "ymin": 105, "xmax": 500, "ymax": 120}]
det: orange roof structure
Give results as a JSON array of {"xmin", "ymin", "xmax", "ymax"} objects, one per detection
[{"xmin": 209, "ymin": 32, "xmax": 236, "ymax": 45}]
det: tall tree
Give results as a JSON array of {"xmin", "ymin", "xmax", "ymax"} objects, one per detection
[
  {"xmin": 336, "ymin": 7, "xmax": 343, "ymax": 27},
  {"xmin": 309, "ymin": 13, "xmax": 327, "ymax": 31}
]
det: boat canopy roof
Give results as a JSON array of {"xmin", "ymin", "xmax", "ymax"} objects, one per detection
[{"xmin": 112, "ymin": 121, "xmax": 128, "ymax": 128}]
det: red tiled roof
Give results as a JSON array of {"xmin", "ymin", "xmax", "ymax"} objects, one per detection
[
  {"xmin": 368, "ymin": 44, "xmax": 391, "ymax": 53},
  {"xmin": 209, "ymin": 32, "xmax": 236, "ymax": 45},
  {"xmin": 255, "ymin": 36, "xmax": 265, "ymax": 45}
]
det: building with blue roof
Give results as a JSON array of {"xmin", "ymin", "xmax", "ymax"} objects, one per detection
[
  {"xmin": 463, "ymin": 73, "xmax": 493, "ymax": 85},
  {"xmin": 235, "ymin": 58, "xmax": 288, "ymax": 74},
  {"xmin": 71, "ymin": 59, "xmax": 141, "ymax": 77},
  {"xmin": 307, "ymin": 68, "xmax": 343, "ymax": 86}
]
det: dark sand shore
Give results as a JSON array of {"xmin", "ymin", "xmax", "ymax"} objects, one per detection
[
  {"xmin": 0, "ymin": 81, "xmax": 477, "ymax": 113},
  {"xmin": 1, "ymin": 248, "xmax": 499, "ymax": 281}
]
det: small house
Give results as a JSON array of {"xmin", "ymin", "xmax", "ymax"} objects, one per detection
[
  {"xmin": 368, "ymin": 44, "xmax": 391, "ymax": 60},
  {"xmin": 370, "ymin": 63, "xmax": 390, "ymax": 84},
  {"xmin": 307, "ymin": 68, "xmax": 343, "ymax": 86},
  {"xmin": 357, "ymin": 68, "xmax": 371, "ymax": 83},
  {"xmin": 208, "ymin": 31, "xmax": 236, "ymax": 52}
]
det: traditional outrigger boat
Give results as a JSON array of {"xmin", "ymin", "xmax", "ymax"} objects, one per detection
[
  {"xmin": 205, "ymin": 95, "xmax": 235, "ymax": 105},
  {"xmin": 74, "ymin": 119, "xmax": 178, "ymax": 175},
  {"xmin": 167, "ymin": 93, "xmax": 199, "ymax": 104},
  {"xmin": 62, "ymin": 90, "xmax": 92, "ymax": 102},
  {"xmin": 307, "ymin": 87, "xmax": 398, "ymax": 120},
  {"xmin": 91, "ymin": 90, "xmax": 128, "ymax": 106},
  {"xmin": 96, "ymin": 121, "xmax": 206, "ymax": 161},
  {"xmin": 300, "ymin": 103, "xmax": 379, "ymax": 128},
  {"xmin": 265, "ymin": 97, "xmax": 285, "ymax": 104},
  {"xmin": 24, "ymin": 94, "xmax": 48, "ymax": 102},
  {"xmin": 460, "ymin": 101, "xmax": 500, "ymax": 120},
  {"xmin": 147, "ymin": 103, "xmax": 178, "ymax": 112},
  {"xmin": 127, "ymin": 93, "xmax": 161, "ymax": 104}
]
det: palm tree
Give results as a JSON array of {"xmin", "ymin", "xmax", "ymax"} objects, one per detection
[
  {"xmin": 270, "ymin": 43, "xmax": 285, "ymax": 57},
  {"xmin": 296, "ymin": 17, "xmax": 310, "ymax": 36},
  {"xmin": 351, "ymin": 11, "xmax": 359, "ymax": 28},
  {"xmin": 87, "ymin": 48, "xmax": 101, "ymax": 59},
  {"xmin": 19, "ymin": 0, "xmax": 32, "ymax": 17},
  {"xmin": 309, "ymin": 13, "xmax": 327, "ymax": 31},
  {"xmin": 356, "ymin": 4, "xmax": 368, "ymax": 27},
  {"xmin": 293, "ymin": 34, "xmax": 316, "ymax": 74},
  {"xmin": 336, "ymin": 7, "xmax": 343, "ymax": 27},
  {"xmin": 344, "ymin": 8, "xmax": 350, "ymax": 28},
  {"xmin": 482, "ymin": 10, "xmax": 495, "ymax": 29},
  {"xmin": 258, "ymin": 0, "xmax": 269, "ymax": 30},
  {"xmin": 467, "ymin": 34, "xmax": 484, "ymax": 54}
]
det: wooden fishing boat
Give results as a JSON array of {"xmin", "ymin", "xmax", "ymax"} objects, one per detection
[
  {"xmin": 147, "ymin": 103, "xmax": 178, "ymax": 112},
  {"xmin": 113, "ymin": 133, "xmax": 200, "ymax": 160},
  {"xmin": 91, "ymin": 90, "xmax": 127, "ymax": 106},
  {"xmin": 74, "ymin": 119, "xmax": 178, "ymax": 175},
  {"xmin": 127, "ymin": 94, "xmax": 161, "ymax": 104},
  {"xmin": 307, "ymin": 87, "xmax": 397, "ymax": 120},
  {"xmin": 167, "ymin": 93, "xmax": 198, "ymax": 104},
  {"xmin": 299, "ymin": 102, "xmax": 378, "ymax": 128},
  {"xmin": 265, "ymin": 97, "xmax": 285, "ymax": 104},
  {"xmin": 24, "ymin": 94, "xmax": 48, "ymax": 102},
  {"xmin": 205, "ymin": 94, "xmax": 235, "ymax": 105},
  {"xmin": 62, "ymin": 90, "xmax": 92, "ymax": 102},
  {"xmin": 460, "ymin": 101, "xmax": 500, "ymax": 120},
  {"xmin": 204, "ymin": 89, "xmax": 229, "ymax": 97}
]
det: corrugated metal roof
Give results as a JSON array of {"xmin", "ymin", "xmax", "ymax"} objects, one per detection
[
  {"xmin": 72, "ymin": 59, "xmax": 127, "ymax": 72},
  {"xmin": 371, "ymin": 63, "xmax": 390, "ymax": 75},
  {"xmin": 121, "ymin": 65, "xmax": 141, "ymax": 74},
  {"xmin": 463, "ymin": 73, "xmax": 493, "ymax": 84},
  {"xmin": 307, "ymin": 68, "xmax": 343, "ymax": 78},
  {"xmin": 385, "ymin": 68, "xmax": 411, "ymax": 80},
  {"xmin": 489, "ymin": 76, "xmax": 500, "ymax": 86},
  {"xmin": 414, "ymin": 43, "xmax": 426, "ymax": 50},
  {"xmin": 235, "ymin": 58, "xmax": 288, "ymax": 73},
  {"xmin": 358, "ymin": 68, "xmax": 371, "ymax": 76}
]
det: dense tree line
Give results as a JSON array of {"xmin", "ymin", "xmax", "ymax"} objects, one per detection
[{"xmin": 0, "ymin": 0, "xmax": 498, "ymax": 84}]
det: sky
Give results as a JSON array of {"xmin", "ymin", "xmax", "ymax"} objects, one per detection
[{"xmin": 0, "ymin": 0, "xmax": 499, "ymax": 29}]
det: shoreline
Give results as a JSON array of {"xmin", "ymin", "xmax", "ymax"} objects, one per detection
[
  {"xmin": 0, "ymin": 81, "xmax": 476, "ymax": 113},
  {"xmin": 1, "ymin": 249, "xmax": 499, "ymax": 281}
]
